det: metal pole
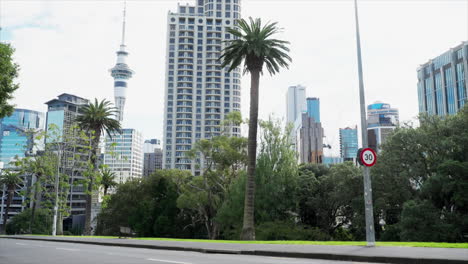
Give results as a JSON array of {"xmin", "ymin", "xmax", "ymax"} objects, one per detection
[
  {"xmin": 52, "ymin": 148, "xmax": 61, "ymax": 236},
  {"xmin": 354, "ymin": 0, "xmax": 375, "ymax": 246}
]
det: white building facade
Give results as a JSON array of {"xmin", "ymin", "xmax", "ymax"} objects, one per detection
[
  {"xmin": 286, "ymin": 85, "xmax": 307, "ymax": 125},
  {"xmin": 104, "ymin": 129, "xmax": 143, "ymax": 184},
  {"xmin": 163, "ymin": 0, "xmax": 242, "ymax": 175}
]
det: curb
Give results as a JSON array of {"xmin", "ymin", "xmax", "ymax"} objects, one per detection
[{"xmin": 1, "ymin": 236, "xmax": 467, "ymax": 264}]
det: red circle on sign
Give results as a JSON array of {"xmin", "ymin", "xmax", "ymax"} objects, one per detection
[{"xmin": 360, "ymin": 148, "xmax": 377, "ymax": 167}]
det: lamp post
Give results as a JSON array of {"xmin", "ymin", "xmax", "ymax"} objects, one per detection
[{"xmin": 354, "ymin": 0, "xmax": 376, "ymax": 246}]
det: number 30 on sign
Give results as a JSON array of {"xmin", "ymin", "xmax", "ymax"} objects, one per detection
[{"xmin": 358, "ymin": 148, "xmax": 377, "ymax": 167}]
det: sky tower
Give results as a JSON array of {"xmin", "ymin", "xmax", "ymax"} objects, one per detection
[{"xmin": 110, "ymin": 1, "xmax": 134, "ymax": 123}]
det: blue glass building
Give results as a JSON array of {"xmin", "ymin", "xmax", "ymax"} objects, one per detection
[
  {"xmin": 306, "ymin": 97, "xmax": 320, "ymax": 123},
  {"xmin": 417, "ymin": 42, "xmax": 468, "ymax": 116},
  {"xmin": 339, "ymin": 126, "xmax": 358, "ymax": 161},
  {"xmin": 0, "ymin": 109, "xmax": 45, "ymax": 168}
]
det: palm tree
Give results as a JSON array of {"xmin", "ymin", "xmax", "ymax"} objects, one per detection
[
  {"xmin": 76, "ymin": 99, "xmax": 121, "ymax": 235},
  {"xmin": 0, "ymin": 170, "xmax": 22, "ymax": 234},
  {"xmin": 219, "ymin": 17, "xmax": 291, "ymax": 240},
  {"xmin": 100, "ymin": 167, "xmax": 117, "ymax": 196}
]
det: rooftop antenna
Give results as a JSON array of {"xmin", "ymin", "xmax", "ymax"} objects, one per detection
[{"xmin": 121, "ymin": 0, "xmax": 126, "ymax": 46}]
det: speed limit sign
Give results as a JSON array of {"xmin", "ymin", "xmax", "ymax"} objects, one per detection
[{"xmin": 359, "ymin": 148, "xmax": 377, "ymax": 167}]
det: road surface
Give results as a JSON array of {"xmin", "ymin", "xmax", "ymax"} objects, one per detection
[{"xmin": 0, "ymin": 238, "xmax": 382, "ymax": 264}]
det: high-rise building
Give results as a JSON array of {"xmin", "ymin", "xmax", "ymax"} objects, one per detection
[
  {"xmin": 103, "ymin": 129, "xmax": 143, "ymax": 184},
  {"xmin": 143, "ymin": 139, "xmax": 161, "ymax": 153},
  {"xmin": 110, "ymin": 3, "xmax": 134, "ymax": 123},
  {"xmin": 339, "ymin": 126, "xmax": 358, "ymax": 161},
  {"xmin": 417, "ymin": 42, "xmax": 467, "ymax": 116},
  {"xmin": 45, "ymin": 93, "xmax": 89, "ymax": 217},
  {"xmin": 294, "ymin": 112, "xmax": 324, "ymax": 164},
  {"xmin": 162, "ymin": 0, "xmax": 242, "ymax": 174},
  {"xmin": 0, "ymin": 109, "xmax": 45, "ymax": 227},
  {"xmin": 367, "ymin": 101, "xmax": 399, "ymax": 152},
  {"xmin": 306, "ymin": 97, "xmax": 320, "ymax": 123},
  {"xmin": 286, "ymin": 85, "xmax": 306, "ymax": 124},
  {"xmin": 0, "ymin": 109, "xmax": 45, "ymax": 167},
  {"xmin": 143, "ymin": 138, "xmax": 162, "ymax": 177}
]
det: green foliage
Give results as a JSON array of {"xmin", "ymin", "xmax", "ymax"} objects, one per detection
[
  {"xmin": 217, "ymin": 118, "xmax": 298, "ymax": 237},
  {"xmin": 220, "ymin": 17, "xmax": 291, "ymax": 74},
  {"xmin": 0, "ymin": 43, "xmax": 20, "ymax": 118},
  {"xmin": 96, "ymin": 170, "xmax": 198, "ymax": 238},
  {"xmin": 373, "ymin": 105, "xmax": 468, "ymax": 242},
  {"xmin": 297, "ymin": 162, "xmax": 363, "ymax": 237},
  {"xmin": 6, "ymin": 208, "xmax": 52, "ymax": 235}
]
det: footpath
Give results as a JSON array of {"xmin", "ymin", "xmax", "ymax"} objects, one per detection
[{"xmin": 1, "ymin": 235, "xmax": 467, "ymax": 264}]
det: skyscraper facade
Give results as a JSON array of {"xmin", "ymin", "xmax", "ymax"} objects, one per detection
[
  {"xmin": 0, "ymin": 109, "xmax": 45, "ymax": 167},
  {"xmin": 103, "ymin": 129, "xmax": 143, "ymax": 184},
  {"xmin": 110, "ymin": 3, "xmax": 134, "ymax": 123},
  {"xmin": 339, "ymin": 126, "xmax": 358, "ymax": 161},
  {"xmin": 306, "ymin": 97, "xmax": 320, "ymax": 123},
  {"xmin": 417, "ymin": 42, "xmax": 467, "ymax": 116},
  {"xmin": 294, "ymin": 112, "xmax": 324, "ymax": 164},
  {"xmin": 286, "ymin": 85, "xmax": 306, "ymax": 124},
  {"xmin": 45, "ymin": 93, "xmax": 89, "ymax": 217},
  {"xmin": 367, "ymin": 101, "xmax": 399, "ymax": 152},
  {"xmin": 163, "ymin": 0, "xmax": 242, "ymax": 174},
  {"xmin": 143, "ymin": 138, "xmax": 162, "ymax": 177},
  {"xmin": 0, "ymin": 109, "xmax": 44, "ymax": 227}
]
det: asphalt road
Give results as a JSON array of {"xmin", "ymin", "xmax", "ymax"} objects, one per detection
[{"xmin": 0, "ymin": 239, "xmax": 382, "ymax": 264}]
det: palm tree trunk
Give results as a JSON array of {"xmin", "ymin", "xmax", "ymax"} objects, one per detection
[
  {"xmin": 84, "ymin": 134, "xmax": 100, "ymax": 235},
  {"xmin": 241, "ymin": 69, "xmax": 260, "ymax": 240},
  {"xmin": 3, "ymin": 187, "xmax": 14, "ymax": 234}
]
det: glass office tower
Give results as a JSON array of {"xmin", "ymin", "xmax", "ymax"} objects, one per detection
[
  {"xmin": 0, "ymin": 109, "xmax": 45, "ymax": 167},
  {"xmin": 163, "ymin": 0, "xmax": 242, "ymax": 175},
  {"xmin": 417, "ymin": 41, "xmax": 467, "ymax": 116},
  {"xmin": 306, "ymin": 97, "xmax": 320, "ymax": 123},
  {"xmin": 339, "ymin": 126, "xmax": 358, "ymax": 161}
]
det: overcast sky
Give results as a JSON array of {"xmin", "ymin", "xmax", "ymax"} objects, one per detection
[{"xmin": 2, "ymin": 0, "xmax": 467, "ymax": 156}]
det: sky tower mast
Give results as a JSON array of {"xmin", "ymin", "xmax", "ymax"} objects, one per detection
[{"xmin": 110, "ymin": 1, "xmax": 134, "ymax": 123}]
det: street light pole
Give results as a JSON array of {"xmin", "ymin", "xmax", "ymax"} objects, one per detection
[
  {"xmin": 354, "ymin": 0, "xmax": 376, "ymax": 246},
  {"xmin": 52, "ymin": 147, "xmax": 61, "ymax": 236}
]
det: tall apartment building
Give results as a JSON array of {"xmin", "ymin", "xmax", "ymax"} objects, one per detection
[
  {"xmin": 417, "ymin": 42, "xmax": 467, "ymax": 116},
  {"xmin": 45, "ymin": 93, "xmax": 89, "ymax": 217},
  {"xmin": 286, "ymin": 85, "xmax": 306, "ymax": 125},
  {"xmin": 163, "ymin": 0, "xmax": 242, "ymax": 174},
  {"xmin": 143, "ymin": 139, "xmax": 163, "ymax": 177},
  {"xmin": 103, "ymin": 129, "xmax": 143, "ymax": 184},
  {"xmin": 0, "ymin": 109, "xmax": 45, "ymax": 227},
  {"xmin": 339, "ymin": 126, "xmax": 358, "ymax": 161},
  {"xmin": 367, "ymin": 101, "xmax": 399, "ymax": 152}
]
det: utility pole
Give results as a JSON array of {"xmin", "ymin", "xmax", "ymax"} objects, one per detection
[{"xmin": 354, "ymin": 0, "xmax": 376, "ymax": 246}]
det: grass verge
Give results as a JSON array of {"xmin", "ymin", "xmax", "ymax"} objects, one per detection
[{"xmin": 6, "ymin": 234, "xmax": 467, "ymax": 248}]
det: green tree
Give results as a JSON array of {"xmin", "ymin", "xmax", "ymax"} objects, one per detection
[
  {"xmin": 180, "ymin": 128, "xmax": 247, "ymax": 239},
  {"xmin": 298, "ymin": 162, "xmax": 362, "ymax": 238},
  {"xmin": 373, "ymin": 105, "xmax": 468, "ymax": 242},
  {"xmin": 0, "ymin": 43, "xmax": 19, "ymax": 118},
  {"xmin": 99, "ymin": 167, "xmax": 117, "ymax": 196},
  {"xmin": 0, "ymin": 170, "xmax": 22, "ymax": 234},
  {"xmin": 220, "ymin": 18, "xmax": 291, "ymax": 240},
  {"xmin": 6, "ymin": 208, "xmax": 52, "ymax": 235},
  {"xmin": 96, "ymin": 170, "xmax": 196, "ymax": 238},
  {"xmin": 76, "ymin": 99, "xmax": 121, "ymax": 235},
  {"xmin": 217, "ymin": 118, "xmax": 298, "ymax": 239}
]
